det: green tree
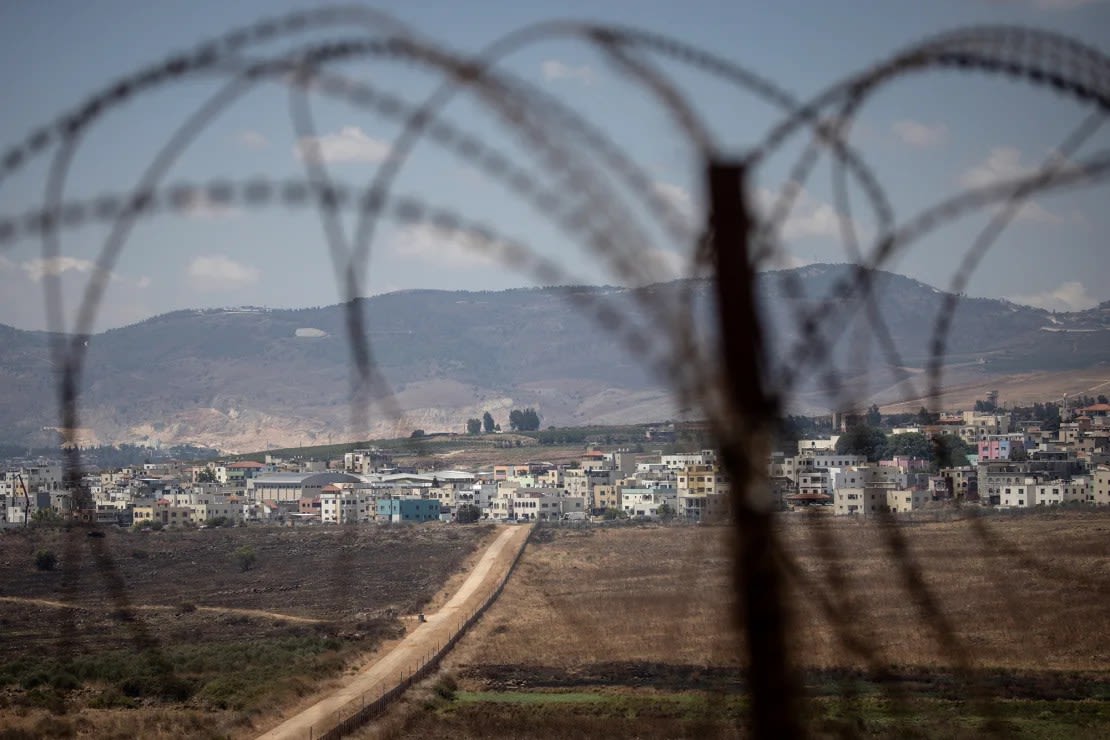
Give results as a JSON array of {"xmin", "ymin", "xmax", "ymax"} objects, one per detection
[
  {"xmin": 885, "ymin": 432, "xmax": 933, "ymax": 460},
  {"xmin": 31, "ymin": 509, "xmax": 62, "ymax": 526},
  {"xmin": 482, "ymin": 412, "xmax": 495, "ymax": 434},
  {"xmin": 466, "ymin": 418, "xmax": 482, "ymax": 435},
  {"xmin": 234, "ymin": 545, "xmax": 257, "ymax": 572},
  {"xmin": 866, "ymin": 404, "xmax": 882, "ymax": 428},
  {"xmin": 456, "ymin": 504, "xmax": 482, "ymax": 523},
  {"xmin": 916, "ymin": 406, "xmax": 938, "ymax": 425},
  {"xmin": 410, "ymin": 429, "xmax": 425, "ymax": 438},
  {"xmin": 657, "ymin": 502, "xmax": 676, "ymax": 522},
  {"xmin": 933, "ymin": 434, "xmax": 973, "ymax": 469},
  {"xmin": 34, "ymin": 549, "xmax": 58, "ymax": 571},
  {"xmin": 835, "ymin": 425, "xmax": 888, "ymax": 462},
  {"xmin": 509, "ymin": 407, "xmax": 541, "ymax": 431},
  {"xmin": 196, "ymin": 467, "xmax": 216, "ymax": 483}
]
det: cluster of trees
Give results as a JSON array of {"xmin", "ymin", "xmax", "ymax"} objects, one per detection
[
  {"xmin": 835, "ymin": 426, "xmax": 973, "ymax": 468},
  {"xmin": 508, "ymin": 408, "xmax": 541, "ymax": 431},
  {"xmin": 465, "ymin": 411, "xmax": 499, "ymax": 435},
  {"xmin": 456, "ymin": 504, "xmax": 482, "ymax": 523},
  {"xmin": 465, "ymin": 408, "xmax": 541, "ymax": 434}
]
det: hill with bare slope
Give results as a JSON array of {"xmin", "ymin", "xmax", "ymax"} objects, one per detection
[{"xmin": 1, "ymin": 265, "xmax": 1107, "ymax": 451}]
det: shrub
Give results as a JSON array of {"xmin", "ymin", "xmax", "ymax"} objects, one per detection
[
  {"xmin": 234, "ymin": 545, "xmax": 257, "ymax": 572},
  {"xmin": 33, "ymin": 549, "xmax": 57, "ymax": 571},
  {"xmin": 433, "ymin": 674, "xmax": 458, "ymax": 701}
]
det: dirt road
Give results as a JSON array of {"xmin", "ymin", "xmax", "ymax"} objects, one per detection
[
  {"xmin": 0, "ymin": 596, "xmax": 322, "ymax": 624},
  {"xmin": 255, "ymin": 523, "xmax": 533, "ymax": 740}
]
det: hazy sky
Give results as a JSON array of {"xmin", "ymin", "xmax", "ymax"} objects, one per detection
[{"xmin": 0, "ymin": 0, "xmax": 1107, "ymax": 332}]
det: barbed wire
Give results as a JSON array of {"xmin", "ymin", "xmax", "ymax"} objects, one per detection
[{"xmin": 1, "ymin": 6, "xmax": 1108, "ymax": 738}]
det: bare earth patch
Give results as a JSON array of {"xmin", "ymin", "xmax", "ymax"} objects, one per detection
[
  {"xmin": 0, "ymin": 523, "xmax": 497, "ymax": 737},
  {"xmin": 368, "ymin": 512, "xmax": 1110, "ymax": 738}
]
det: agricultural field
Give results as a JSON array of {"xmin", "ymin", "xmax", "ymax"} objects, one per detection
[
  {"xmin": 371, "ymin": 511, "xmax": 1110, "ymax": 738},
  {"xmin": 0, "ymin": 523, "xmax": 497, "ymax": 738}
]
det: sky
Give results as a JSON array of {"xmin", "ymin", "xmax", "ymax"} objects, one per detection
[{"xmin": 0, "ymin": 0, "xmax": 1107, "ymax": 332}]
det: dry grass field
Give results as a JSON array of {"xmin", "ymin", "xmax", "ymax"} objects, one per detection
[
  {"xmin": 370, "ymin": 511, "xmax": 1110, "ymax": 738},
  {"xmin": 0, "ymin": 523, "xmax": 497, "ymax": 739}
]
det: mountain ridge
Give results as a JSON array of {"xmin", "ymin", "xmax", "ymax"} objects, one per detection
[{"xmin": 2, "ymin": 264, "xmax": 1106, "ymax": 452}]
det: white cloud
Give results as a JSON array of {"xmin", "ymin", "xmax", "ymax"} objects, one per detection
[
  {"xmin": 640, "ymin": 248, "xmax": 687, "ymax": 282},
  {"xmin": 0, "ymin": 255, "xmax": 13, "ymax": 271},
  {"xmin": 16, "ymin": 257, "xmax": 150, "ymax": 292},
  {"xmin": 391, "ymin": 223, "xmax": 501, "ymax": 269},
  {"xmin": 959, "ymin": 147, "xmax": 1080, "ymax": 224},
  {"xmin": 960, "ymin": 147, "xmax": 1028, "ymax": 189},
  {"xmin": 652, "ymin": 181, "xmax": 697, "ymax": 226},
  {"xmin": 186, "ymin": 254, "xmax": 259, "ymax": 291},
  {"xmin": 541, "ymin": 60, "xmax": 595, "ymax": 85},
  {"xmin": 21, "ymin": 256, "xmax": 106, "ymax": 282},
  {"xmin": 892, "ymin": 120, "xmax": 948, "ymax": 149},
  {"xmin": 1010, "ymin": 280, "xmax": 1098, "ymax": 312},
  {"xmin": 294, "ymin": 126, "xmax": 391, "ymax": 164},
  {"xmin": 237, "ymin": 129, "xmax": 269, "ymax": 150},
  {"xmin": 755, "ymin": 185, "xmax": 868, "ymax": 243}
]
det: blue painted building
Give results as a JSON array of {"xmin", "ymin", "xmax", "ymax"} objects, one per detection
[{"xmin": 376, "ymin": 497, "xmax": 441, "ymax": 523}]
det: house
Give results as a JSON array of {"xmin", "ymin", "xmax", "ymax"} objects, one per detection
[
  {"xmin": 510, "ymin": 490, "xmax": 584, "ymax": 522},
  {"xmin": 676, "ymin": 463, "xmax": 730, "ymax": 522},
  {"xmin": 885, "ymin": 488, "xmax": 930, "ymax": 513},
  {"xmin": 376, "ymin": 496, "xmax": 441, "ymax": 523},
  {"xmin": 620, "ymin": 487, "xmax": 677, "ymax": 519},
  {"xmin": 1094, "ymin": 466, "xmax": 1110, "ymax": 506},
  {"xmin": 247, "ymin": 472, "xmax": 363, "ymax": 502},
  {"xmin": 833, "ymin": 485, "xmax": 889, "ymax": 516},
  {"xmin": 215, "ymin": 460, "xmax": 267, "ymax": 487},
  {"xmin": 320, "ymin": 485, "xmax": 374, "ymax": 524}
]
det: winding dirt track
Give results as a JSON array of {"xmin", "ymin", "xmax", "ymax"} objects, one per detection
[
  {"xmin": 255, "ymin": 523, "xmax": 533, "ymax": 740},
  {"xmin": 0, "ymin": 596, "xmax": 322, "ymax": 624}
]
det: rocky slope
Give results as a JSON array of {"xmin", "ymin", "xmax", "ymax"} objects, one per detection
[{"xmin": 2, "ymin": 265, "xmax": 1106, "ymax": 451}]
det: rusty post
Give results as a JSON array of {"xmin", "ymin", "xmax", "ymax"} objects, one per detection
[{"xmin": 707, "ymin": 160, "xmax": 802, "ymax": 739}]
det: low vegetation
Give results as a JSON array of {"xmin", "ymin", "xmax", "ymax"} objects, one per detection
[
  {"xmin": 373, "ymin": 511, "xmax": 1110, "ymax": 738},
  {"xmin": 0, "ymin": 523, "xmax": 496, "ymax": 737}
]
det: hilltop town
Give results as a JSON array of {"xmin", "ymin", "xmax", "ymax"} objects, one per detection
[{"xmin": 3, "ymin": 394, "xmax": 1108, "ymax": 529}]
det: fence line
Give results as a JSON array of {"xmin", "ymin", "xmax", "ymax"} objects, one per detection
[{"xmin": 311, "ymin": 523, "xmax": 534, "ymax": 740}]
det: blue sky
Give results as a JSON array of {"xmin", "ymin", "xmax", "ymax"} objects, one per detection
[{"xmin": 0, "ymin": 0, "xmax": 1107, "ymax": 332}]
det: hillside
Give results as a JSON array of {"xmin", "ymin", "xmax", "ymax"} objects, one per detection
[{"xmin": 1, "ymin": 265, "xmax": 1107, "ymax": 451}]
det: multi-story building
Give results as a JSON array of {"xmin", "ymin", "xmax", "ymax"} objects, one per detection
[
  {"xmin": 320, "ymin": 486, "xmax": 374, "ymax": 523},
  {"xmin": 1094, "ymin": 466, "xmax": 1110, "ymax": 506},
  {"xmin": 676, "ymin": 463, "xmax": 729, "ymax": 521}
]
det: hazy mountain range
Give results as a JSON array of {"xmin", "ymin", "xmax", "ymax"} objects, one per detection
[{"xmin": 2, "ymin": 264, "xmax": 1107, "ymax": 452}]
